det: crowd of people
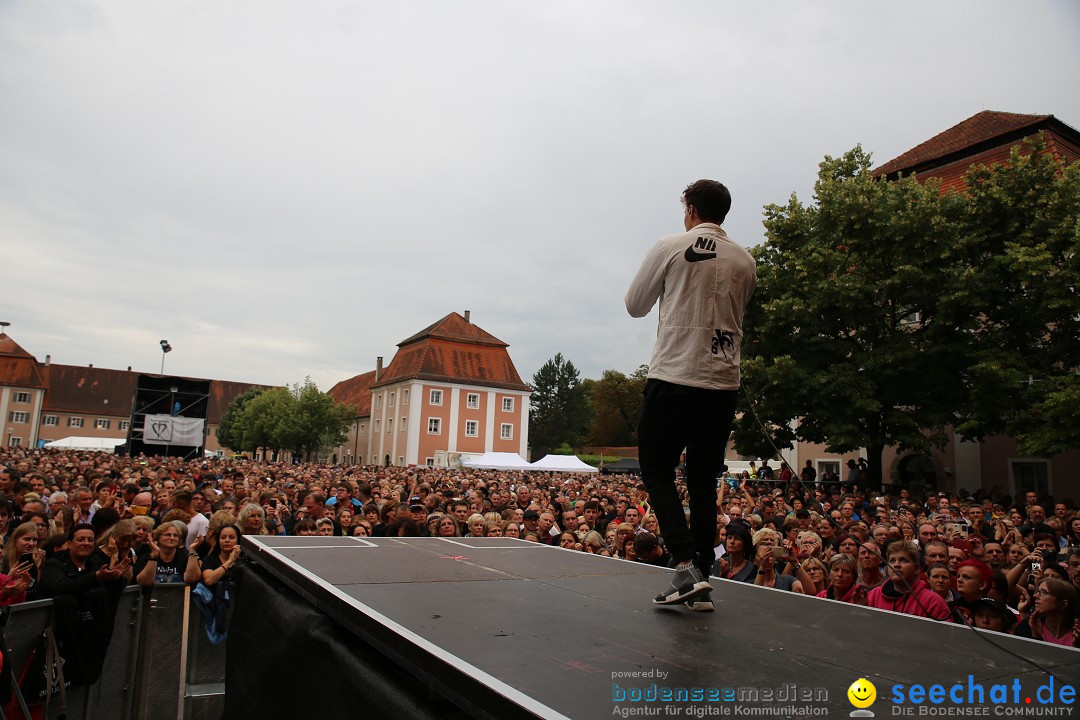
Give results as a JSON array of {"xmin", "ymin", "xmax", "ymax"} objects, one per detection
[{"xmin": 2, "ymin": 448, "xmax": 1078, "ymax": 653}]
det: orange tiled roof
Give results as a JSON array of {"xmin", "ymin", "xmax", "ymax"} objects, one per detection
[
  {"xmin": 873, "ymin": 111, "xmax": 1065, "ymax": 178},
  {"xmin": 208, "ymin": 380, "xmax": 272, "ymax": 424},
  {"xmin": 0, "ymin": 334, "xmax": 45, "ymax": 389},
  {"xmin": 373, "ymin": 313, "xmax": 530, "ymax": 392},
  {"xmin": 328, "ymin": 370, "xmax": 376, "ymax": 418}
]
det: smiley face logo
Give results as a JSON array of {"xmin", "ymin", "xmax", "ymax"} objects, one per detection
[{"xmin": 847, "ymin": 678, "xmax": 876, "ymax": 709}]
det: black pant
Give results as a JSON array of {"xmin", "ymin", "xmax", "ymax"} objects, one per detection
[{"xmin": 638, "ymin": 378, "xmax": 738, "ymax": 577}]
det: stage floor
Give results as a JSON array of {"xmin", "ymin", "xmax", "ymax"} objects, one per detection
[{"xmin": 243, "ymin": 536, "xmax": 1079, "ymax": 719}]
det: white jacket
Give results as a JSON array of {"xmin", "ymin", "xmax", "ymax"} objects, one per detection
[{"xmin": 625, "ymin": 222, "xmax": 756, "ymax": 390}]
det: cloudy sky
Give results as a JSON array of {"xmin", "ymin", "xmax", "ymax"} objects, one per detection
[{"xmin": 3, "ymin": 1, "xmax": 1079, "ymax": 392}]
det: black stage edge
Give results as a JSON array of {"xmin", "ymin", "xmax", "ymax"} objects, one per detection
[{"xmin": 231, "ymin": 537, "xmax": 1080, "ymax": 719}]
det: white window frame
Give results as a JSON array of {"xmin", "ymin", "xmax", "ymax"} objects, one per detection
[
  {"xmin": 502, "ymin": 397, "xmax": 514, "ymax": 413},
  {"xmin": 817, "ymin": 460, "xmax": 840, "ymax": 479},
  {"xmin": 386, "ymin": 419, "xmax": 393, "ymax": 433},
  {"xmin": 466, "ymin": 393, "xmax": 480, "ymax": 409},
  {"xmin": 43, "ymin": 415, "xmax": 58, "ymax": 426},
  {"xmin": 7, "ymin": 436, "xmax": 20, "ymax": 447},
  {"xmin": 359, "ymin": 424, "xmax": 365, "ymax": 435},
  {"xmin": 14, "ymin": 392, "xmax": 29, "ymax": 403},
  {"xmin": 69, "ymin": 417, "xmax": 84, "ymax": 428},
  {"xmin": 402, "ymin": 390, "xmax": 410, "ymax": 404},
  {"xmin": 400, "ymin": 417, "xmax": 407, "ymax": 432},
  {"xmin": 389, "ymin": 392, "xmax": 395, "ymax": 408},
  {"xmin": 119, "ymin": 421, "xmax": 130, "ymax": 431},
  {"xmin": 425, "ymin": 457, "xmax": 435, "ymax": 467},
  {"xmin": 376, "ymin": 394, "xmax": 382, "ymax": 409},
  {"xmin": 398, "ymin": 456, "xmax": 404, "ymax": 466},
  {"xmin": 428, "ymin": 418, "xmax": 441, "ymax": 435},
  {"xmin": 501, "ymin": 423, "xmax": 513, "ymax": 440},
  {"xmin": 95, "ymin": 419, "xmax": 110, "ymax": 430},
  {"xmin": 429, "ymin": 389, "xmax": 443, "ymax": 406},
  {"xmin": 9, "ymin": 411, "xmax": 28, "ymax": 424},
  {"xmin": 375, "ymin": 419, "xmax": 381, "ymax": 433},
  {"xmin": 465, "ymin": 420, "xmax": 479, "ymax": 437}
]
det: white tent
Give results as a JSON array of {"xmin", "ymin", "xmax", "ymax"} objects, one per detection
[
  {"xmin": 461, "ymin": 452, "xmax": 534, "ymax": 471},
  {"xmin": 529, "ymin": 454, "xmax": 599, "ymax": 474},
  {"xmin": 43, "ymin": 436, "xmax": 125, "ymax": 452}
]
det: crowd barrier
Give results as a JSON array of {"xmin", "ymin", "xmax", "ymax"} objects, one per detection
[{"xmin": 3, "ymin": 584, "xmax": 225, "ymax": 720}]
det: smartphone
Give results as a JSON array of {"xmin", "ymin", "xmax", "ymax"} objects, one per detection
[
  {"xmin": 19, "ymin": 552, "xmax": 33, "ymax": 565},
  {"xmin": 267, "ymin": 498, "xmax": 277, "ymax": 509},
  {"xmin": 131, "ymin": 505, "xmax": 148, "ymax": 516},
  {"xmin": 109, "ymin": 484, "xmax": 118, "ymax": 493},
  {"xmin": 772, "ymin": 546, "xmax": 789, "ymax": 559},
  {"xmin": 951, "ymin": 538, "xmax": 972, "ymax": 553}
]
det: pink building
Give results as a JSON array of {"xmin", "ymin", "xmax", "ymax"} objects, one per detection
[{"xmin": 330, "ymin": 312, "xmax": 531, "ymax": 467}]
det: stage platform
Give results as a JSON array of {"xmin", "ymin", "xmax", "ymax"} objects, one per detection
[{"xmin": 236, "ymin": 536, "xmax": 1079, "ymax": 719}]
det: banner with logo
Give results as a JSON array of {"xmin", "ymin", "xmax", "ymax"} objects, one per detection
[{"xmin": 143, "ymin": 414, "xmax": 205, "ymax": 446}]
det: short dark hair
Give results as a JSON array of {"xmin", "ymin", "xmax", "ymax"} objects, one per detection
[{"xmin": 682, "ymin": 179, "xmax": 731, "ymax": 225}]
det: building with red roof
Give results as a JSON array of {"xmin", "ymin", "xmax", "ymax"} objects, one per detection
[
  {"xmin": 329, "ymin": 311, "xmax": 531, "ymax": 467},
  {"xmin": 0, "ymin": 330, "xmax": 264, "ymax": 453}
]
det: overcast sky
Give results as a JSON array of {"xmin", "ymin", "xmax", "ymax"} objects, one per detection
[{"xmin": 3, "ymin": 1, "xmax": 1079, "ymax": 392}]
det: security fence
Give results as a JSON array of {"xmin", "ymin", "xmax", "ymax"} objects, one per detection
[{"xmin": 4, "ymin": 584, "xmax": 225, "ymax": 720}]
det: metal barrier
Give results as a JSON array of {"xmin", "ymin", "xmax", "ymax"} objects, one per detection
[{"xmin": 4, "ymin": 584, "xmax": 225, "ymax": 720}]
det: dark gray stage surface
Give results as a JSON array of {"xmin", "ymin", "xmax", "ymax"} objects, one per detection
[{"xmin": 243, "ymin": 536, "xmax": 1079, "ymax": 719}]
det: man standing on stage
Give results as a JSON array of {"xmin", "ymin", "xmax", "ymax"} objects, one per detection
[{"xmin": 625, "ymin": 179, "xmax": 756, "ymax": 611}]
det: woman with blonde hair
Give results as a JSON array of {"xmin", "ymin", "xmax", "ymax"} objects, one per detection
[
  {"xmin": 135, "ymin": 521, "xmax": 201, "ymax": 586},
  {"xmin": 237, "ymin": 504, "xmax": 270, "ymax": 536}
]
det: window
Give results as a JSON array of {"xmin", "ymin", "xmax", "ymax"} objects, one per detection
[
  {"xmin": 465, "ymin": 420, "xmax": 478, "ymax": 437},
  {"xmin": 398, "ymin": 456, "xmax": 404, "ymax": 466},
  {"xmin": 501, "ymin": 423, "xmax": 513, "ymax": 440},
  {"xmin": 429, "ymin": 390, "xmax": 443, "ymax": 406},
  {"xmin": 389, "ymin": 392, "xmax": 395, "ymax": 408},
  {"xmin": 14, "ymin": 392, "xmax": 29, "ymax": 403},
  {"xmin": 426, "ymin": 457, "xmax": 435, "ymax": 467},
  {"xmin": 402, "ymin": 390, "xmax": 409, "ymax": 404},
  {"xmin": 7, "ymin": 436, "xmax": 20, "ymax": 447},
  {"xmin": 376, "ymin": 395, "xmax": 382, "ymax": 409},
  {"xmin": 69, "ymin": 417, "xmax": 83, "ymax": 428},
  {"xmin": 375, "ymin": 419, "xmax": 380, "ymax": 433},
  {"xmin": 386, "ymin": 419, "xmax": 392, "ymax": 433},
  {"xmin": 467, "ymin": 393, "xmax": 480, "ymax": 409},
  {"xmin": 8, "ymin": 412, "xmax": 28, "ymax": 423},
  {"xmin": 371, "ymin": 456, "xmax": 377, "ymax": 464},
  {"xmin": 95, "ymin": 419, "xmax": 110, "ymax": 430},
  {"xmin": 502, "ymin": 397, "xmax": 514, "ymax": 413},
  {"xmin": 817, "ymin": 460, "xmax": 840, "ymax": 479},
  {"xmin": 359, "ymin": 424, "xmax": 366, "ymax": 435},
  {"xmin": 119, "ymin": 421, "xmax": 130, "ymax": 431},
  {"xmin": 43, "ymin": 415, "xmax": 58, "ymax": 426},
  {"xmin": 1011, "ymin": 460, "xmax": 1050, "ymax": 497},
  {"xmin": 428, "ymin": 418, "xmax": 441, "ymax": 434},
  {"xmin": 400, "ymin": 417, "xmax": 407, "ymax": 432}
]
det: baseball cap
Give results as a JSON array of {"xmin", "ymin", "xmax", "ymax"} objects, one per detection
[{"xmin": 523, "ymin": 509, "xmax": 540, "ymax": 520}]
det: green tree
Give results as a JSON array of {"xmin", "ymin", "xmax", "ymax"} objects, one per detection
[
  {"xmin": 587, "ymin": 365, "xmax": 648, "ymax": 447},
  {"xmin": 216, "ymin": 387, "xmax": 264, "ymax": 451},
  {"xmin": 530, "ymin": 353, "xmax": 593, "ymax": 455},
  {"xmin": 954, "ymin": 137, "xmax": 1080, "ymax": 455},
  {"xmin": 284, "ymin": 378, "xmax": 357, "ymax": 460},
  {"xmin": 219, "ymin": 379, "xmax": 355, "ymax": 459},
  {"xmin": 733, "ymin": 146, "xmax": 970, "ymax": 488}
]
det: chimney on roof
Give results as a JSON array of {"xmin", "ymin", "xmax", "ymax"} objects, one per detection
[
  {"xmin": 375, "ymin": 356, "xmax": 383, "ymax": 383},
  {"xmin": 464, "ymin": 310, "xmax": 471, "ymax": 323},
  {"xmin": 44, "ymin": 355, "xmax": 50, "ymax": 367},
  {"xmin": 127, "ymin": 366, "xmax": 131, "ymax": 371},
  {"xmin": 88, "ymin": 364, "xmax": 93, "ymax": 368}
]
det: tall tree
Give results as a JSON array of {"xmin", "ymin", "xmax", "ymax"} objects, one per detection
[
  {"xmin": 530, "ymin": 353, "xmax": 593, "ymax": 455},
  {"xmin": 588, "ymin": 365, "xmax": 648, "ymax": 447},
  {"xmin": 216, "ymin": 387, "xmax": 264, "ymax": 451},
  {"xmin": 953, "ymin": 136, "xmax": 1080, "ymax": 455},
  {"xmin": 733, "ymin": 146, "xmax": 969, "ymax": 488}
]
